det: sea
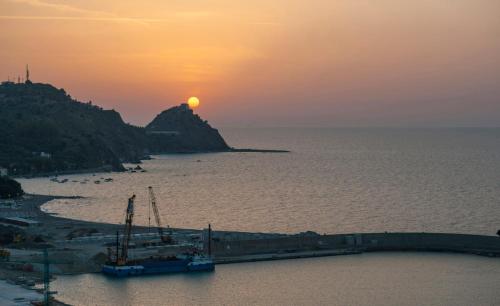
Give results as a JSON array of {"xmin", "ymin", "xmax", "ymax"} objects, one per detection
[{"xmin": 18, "ymin": 128, "xmax": 500, "ymax": 305}]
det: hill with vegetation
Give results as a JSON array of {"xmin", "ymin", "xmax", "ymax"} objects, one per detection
[
  {"xmin": 146, "ymin": 104, "xmax": 229, "ymax": 152},
  {"xmin": 0, "ymin": 176, "xmax": 24, "ymax": 199},
  {"xmin": 0, "ymin": 81, "xmax": 230, "ymax": 176}
]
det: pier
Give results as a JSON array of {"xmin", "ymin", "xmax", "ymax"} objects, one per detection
[{"xmin": 210, "ymin": 232, "xmax": 500, "ymax": 264}]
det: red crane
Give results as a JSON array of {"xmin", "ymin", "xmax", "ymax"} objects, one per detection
[{"xmin": 117, "ymin": 194, "xmax": 135, "ymax": 265}]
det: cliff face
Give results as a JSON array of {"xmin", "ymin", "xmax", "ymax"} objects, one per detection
[
  {"xmin": 0, "ymin": 82, "xmax": 231, "ymax": 175},
  {"xmin": 146, "ymin": 104, "xmax": 230, "ymax": 152}
]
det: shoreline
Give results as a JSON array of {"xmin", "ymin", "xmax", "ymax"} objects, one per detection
[
  {"xmin": 1, "ymin": 193, "xmax": 500, "ymax": 304},
  {"xmin": 2, "ymin": 195, "xmax": 499, "ymax": 265},
  {"xmin": 0, "ymin": 194, "xmax": 498, "ymax": 276},
  {"xmin": 12, "ymin": 148, "xmax": 290, "ymax": 179}
]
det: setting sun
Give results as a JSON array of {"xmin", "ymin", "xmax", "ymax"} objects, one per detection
[
  {"xmin": 0, "ymin": 1, "xmax": 499, "ymax": 304},
  {"xmin": 188, "ymin": 96, "xmax": 200, "ymax": 109}
]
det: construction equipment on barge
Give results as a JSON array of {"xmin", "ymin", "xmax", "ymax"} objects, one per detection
[{"xmin": 102, "ymin": 192, "xmax": 214, "ymax": 277}]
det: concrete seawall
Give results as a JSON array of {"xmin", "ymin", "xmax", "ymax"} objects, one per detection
[
  {"xmin": 211, "ymin": 233, "xmax": 500, "ymax": 263},
  {"xmin": 357, "ymin": 233, "xmax": 500, "ymax": 256}
]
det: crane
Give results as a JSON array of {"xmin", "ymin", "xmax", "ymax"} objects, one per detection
[
  {"xmin": 117, "ymin": 194, "xmax": 135, "ymax": 265},
  {"xmin": 148, "ymin": 186, "xmax": 173, "ymax": 244}
]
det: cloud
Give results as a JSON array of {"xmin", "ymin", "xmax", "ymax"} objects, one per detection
[
  {"xmin": 0, "ymin": 15, "xmax": 172, "ymax": 24},
  {"xmin": 6, "ymin": 0, "xmax": 108, "ymax": 16},
  {"xmin": 2, "ymin": 0, "xmax": 279, "ymax": 26},
  {"xmin": 2, "ymin": 0, "xmax": 157, "ymax": 25}
]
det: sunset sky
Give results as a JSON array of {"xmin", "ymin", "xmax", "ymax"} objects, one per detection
[{"xmin": 1, "ymin": 0, "xmax": 499, "ymax": 127}]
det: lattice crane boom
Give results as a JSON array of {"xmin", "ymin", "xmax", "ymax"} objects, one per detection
[
  {"xmin": 148, "ymin": 186, "xmax": 172, "ymax": 243},
  {"xmin": 118, "ymin": 194, "xmax": 135, "ymax": 265}
]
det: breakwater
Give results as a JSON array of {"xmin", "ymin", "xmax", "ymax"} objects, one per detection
[{"xmin": 210, "ymin": 232, "xmax": 500, "ymax": 263}]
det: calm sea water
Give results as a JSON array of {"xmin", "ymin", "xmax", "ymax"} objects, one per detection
[
  {"xmin": 18, "ymin": 128, "xmax": 500, "ymax": 305},
  {"xmin": 52, "ymin": 253, "xmax": 500, "ymax": 306},
  {"xmin": 19, "ymin": 128, "xmax": 500, "ymax": 235}
]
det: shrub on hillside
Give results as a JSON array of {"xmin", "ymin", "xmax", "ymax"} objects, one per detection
[{"xmin": 0, "ymin": 176, "xmax": 24, "ymax": 199}]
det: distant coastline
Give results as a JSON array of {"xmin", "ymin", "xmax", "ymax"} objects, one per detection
[
  {"xmin": 13, "ymin": 148, "xmax": 290, "ymax": 178},
  {"xmin": 229, "ymin": 148, "xmax": 290, "ymax": 153}
]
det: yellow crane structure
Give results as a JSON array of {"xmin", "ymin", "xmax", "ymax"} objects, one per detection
[
  {"xmin": 111, "ymin": 190, "xmax": 172, "ymax": 266},
  {"xmin": 148, "ymin": 186, "xmax": 173, "ymax": 244}
]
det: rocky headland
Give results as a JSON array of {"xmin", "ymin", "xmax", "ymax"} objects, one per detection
[
  {"xmin": 146, "ymin": 104, "xmax": 230, "ymax": 152},
  {"xmin": 0, "ymin": 81, "xmax": 287, "ymax": 176}
]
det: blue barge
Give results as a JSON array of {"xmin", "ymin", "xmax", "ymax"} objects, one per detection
[{"xmin": 102, "ymin": 255, "xmax": 215, "ymax": 277}]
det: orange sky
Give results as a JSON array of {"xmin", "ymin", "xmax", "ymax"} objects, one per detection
[{"xmin": 1, "ymin": 0, "xmax": 500, "ymax": 127}]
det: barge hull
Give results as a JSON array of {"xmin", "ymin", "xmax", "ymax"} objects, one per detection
[{"xmin": 102, "ymin": 258, "xmax": 214, "ymax": 277}]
